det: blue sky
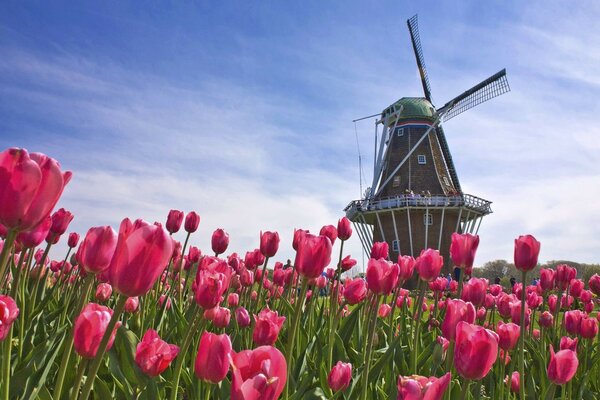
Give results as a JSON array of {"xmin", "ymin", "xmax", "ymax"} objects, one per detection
[{"xmin": 2, "ymin": 1, "xmax": 599, "ymax": 269}]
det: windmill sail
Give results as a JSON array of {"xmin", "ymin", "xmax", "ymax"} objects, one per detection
[
  {"xmin": 407, "ymin": 15, "xmax": 433, "ymax": 102},
  {"xmin": 438, "ymin": 69, "xmax": 510, "ymax": 121}
]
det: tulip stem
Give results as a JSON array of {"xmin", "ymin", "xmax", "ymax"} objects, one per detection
[
  {"xmin": 70, "ymin": 359, "xmax": 89, "ymax": 400},
  {"xmin": 411, "ymin": 280, "xmax": 426, "ymax": 373},
  {"xmin": 169, "ymin": 307, "xmax": 202, "ymax": 400},
  {"xmin": 0, "ymin": 229, "xmax": 17, "ymax": 285},
  {"xmin": 519, "ymin": 269, "xmax": 527, "ymax": 400},
  {"xmin": 1, "ymin": 326, "xmax": 13, "ymax": 400},
  {"xmin": 328, "ymin": 240, "xmax": 345, "ymax": 370},
  {"xmin": 256, "ymin": 257, "xmax": 270, "ymax": 313},
  {"xmin": 78, "ymin": 295, "xmax": 127, "ymax": 400},
  {"xmin": 360, "ymin": 294, "xmax": 380, "ymax": 400},
  {"xmin": 284, "ymin": 279, "xmax": 309, "ymax": 399},
  {"xmin": 460, "ymin": 379, "xmax": 470, "ymax": 400}
]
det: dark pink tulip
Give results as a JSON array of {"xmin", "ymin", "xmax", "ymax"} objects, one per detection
[
  {"xmin": 539, "ymin": 311, "xmax": 554, "ymax": 328},
  {"xmin": 244, "ymin": 249, "xmax": 265, "ymax": 270},
  {"xmin": 124, "ymin": 297, "xmax": 139, "ymax": 313},
  {"xmin": 496, "ymin": 321, "xmax": 520, "ymax": 351},
  {"xmin": 16, "ymin": 216, "xmax": 52, "ymax": 248},
  {"xmin": 195, "ymin": 332, "xmax": 232, "ymax": 383},
  {"xmin": 95, "ymin": 283, "xmax": 112, "ymax": 302},
  {"xmin": 548, "ymin": 294, "xmax": 559, "ymax": 313},
  {"xmin": 560, "ymin": 294, "xmax": 574, "ymax": 310},
  {"xmin": 67, "ymin": 232, "xmax": 79, "ymax": 248},
  {"xmin": 378, "ymin": 303, "xmax": 392, "ymax": 318},
  {"xmin": 135, "ymin": 329, "xmax": 179, "ymax": 376},
  {"xmin": 260, "ymin": 231, "xmax": 280, "ymax": 258},
  {"xmin": 429, "ymin": 277, "xmax": 447, "ymax": 293},
  {"xmin": 547, "ymin": 345, "xmax": 578, "ymax": 385},
  {"xmin": 73, "ymin": 303, "xmax": 121, "ymax": 358},
  {"xmin": 211, "ymin": 228, "xmax": 229, "ymax": 255},
  {"xmin": 328, "ymin": 361, "xmax": 352, "ymax": 392},
  {"xmin": 510, "ymin": 301, "xmax": 530, "ymax": 327},
  {"xmin": 415, "ymin": 249, "xmax": 444, "ymax": 282},
  {"xmin": 580, "ymin": 290, "xmax": 592, "ymax": 304},
  {"xmin": 231, "ymin": 346, "xmax": 287, "ymax": 400},
  {"xmin": 158, "ymin": 295, "xmax": 171, "ymax": 310},
  {"xmin": 273, "ymin": 268, "xmax": 286, "ymax": 287},
  {"xmin": 370, "ymin": 241, "xmax": 389, "ymax": 259},
  {"xmin": 454, "ymin": 322, "xmax": 498, "ymax": 380},
  {"xmin": 461, "ymin": 278, "xmax": 488, "ymax": 308},
  {"xmin": 540, "ymin": 268, "xmax": 555, "ymax": 291},
  {"xmin": 396, "ymin": 372, "xmax": 451, "ymax": 400},
  {"xmin": 292, "ymin": 228, "xmax": 309, "ymax": 251},
  {"xmin": 0, "ymin": 148, "xmax": 72, "ymax": 231},
  {"xmin": 398, "ymin": 255, "xmax": 415, "ymax": 281},
  {"xmin": 165, "ymin": 209, "xmax": 184, "ymax": 234},
  {"xmin": 49, "ymin": 208, "xmax": 73, "ymax": 237},
  {"xmin": 584, "ymin": 301, "xmax": 594, "ymax": 314},
  {"xmin": 476, "ymin": 307, "xmax": 487, "ymax": 322},
  {"xmin": 184, "ymin": 211, "xmax": 200, "ymax": 233},
  {"xmin": 441, "ymin": 299, "xmax": 476, "ymax": 341},
  {"xmin": 564, "ymin": 310, "xmax": 584, "ymax": 335},
  {"xmin": 489, "ymin": 284, "xmax": 503, "ymax": 297},
  {"xmin": 0, "ymin": 295, "xmax": 19, "ymax": 340},
  {"xmin": 109, "ymin": 219, "xmax": 173, "ymax": 297},
  {"xmin": 227, "ymin": 293, "xmax": 239, "ymax": 308},
  {"xmin": 76, "ymin": 226, "xmax": 118, "ymax": 274},
  {"xmin": 341, "ymin": 255, "xmax": 357, "ymax": 271},
  {"xmin": 589, "ymin": 274, "xmax": 600, "ymax": 296},
  {"xmin": 366, "ymin": 258, "xmax": 399, "ymax": 295},
  {"xmin": 496, "ymin": 293, "xmax": 516, "ymax": 318},
  {"xmin": 253, "ymin": 307, "xmax": 286, "ymax": 346},
  {"xmin": 510, "ymin": 371, "xmax": 520, "ymax": 393},
  {"xmin": 484, "ymin": 294, "xmax": 495, "ymax": 309},
  {"xmin": 212, "ymin": 306, "xmax": 231, "ymax": 328},
  {"xmin": 294, "ymin": 233, "xmax": 332, "ymax": 279},
  {"xmin": 449, "ymin": 232, "xmax": 479, "ymax": 269},
  {"xmin": 344, "ymin": 277, "xmax": 367, "ymax": 305},
  {"xmin": 194, "ymin": 259, "xmax": 231, "ymax": 309},
  {"xmin": 235, "ymin": 307, "xmax": 251, "ymax": 327},
  {"xmin": 315, "ymin": 275, "xmax": 327, "ymax": 289},
  {"xmin": 580, "ymin": 315, "xmax": 598, "ymax": 339},
  {"xmin": 526, "ymin": 292, "xmax": 542, "ymax": 309},
  {"xmin": 556, "ymin": 264, "xmax": 576, "ymax": 291},
  {"xmin": 570, "ymin": 279, "xmax": 584, "ymax": 298},
  {"xmin": 319, "ymin": 225, "xmax": 338, "ymax": 246},
  {"xmin": 337, "ymin": 217, "xmax": 352, "ymax": 241},
  {"xmin": 513, "ymin": 234, "xmax": 540, "ymax": 272},
  {"xmin": 559, "ymin": 336, "xmax": 578, "ymax": 351},
  {"xmin": 240, "ymin": 268, "xmax": 254, "ymax": 287}
]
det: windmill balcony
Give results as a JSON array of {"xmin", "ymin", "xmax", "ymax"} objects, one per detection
[{"xmin": 344, "ymin": 193, "xmax": 492, "ymax": 220}]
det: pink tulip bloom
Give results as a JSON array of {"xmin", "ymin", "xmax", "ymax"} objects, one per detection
[
  {"xmin": 67, "ymin": 232, "xmax": 79, "ymax": 248},
  {"xmin": 559, "ymin": 336, "xmax": 578, "ymax": 351},
  {"xmin": 76, "ymin": 226, "xmax": 118, "ymax": 274},
  {"xmin": 211, "ymin": 228, "xmax": 229, "ymax": 255},
  {"xmin": 396, "ymin": 372, "xmax": 451, "ymax": 400},
  {"xmin": 570, "ymin": 279, "xmax": 584, "ymax": 298},
  {"xmin": 227, "ymin": 293, "xmax": 239, "ymax": 308},
  {"xmin": 253, "ymin": 307, "xmax": 285, "ymax": 346},
  {"xmin": 344, "ymin": 278, "xmax": 367, "ymax": 305},
  {"xmin": 378, "ymin": 303, "xmax": 392, "ymax": 318},
  {"xmin": 461, "ymin": 278, "xmax": 488, "ymax": 308},
  {"xmin": 16, "ymin": 216, "xmax": 52, "ymax": 248},
  {"xmin": 337, "ymin": 217, "xmax": 352, "ymax": 241},
  {"xmin": 294, "ymin": 233, "xmax": 332, "ymax": 279},
  {"xmin": 496, "ymin": 321, "xmax": 520, "ymax": 351},
  {"xmin": 580, "ymin": 315, "xmax": 598, "ymax": 339},
  {"xmin": 513, "ymin": 235, "xmax": 540, "ymax": 272},
  {"xmin": 292, "ymin": 228, "xmax": 309, "ymax": 251},
  {"xmin": 135, "ymin": 329, "xmax": 179, "ymax": 376},
  {"xmin": 49, "ymin": 208, "xmax": 73, "ymax": 239},
  {"xmin": 0, "ymin": 148, "xmax": 72, "ymax": 231},
  {"xmin": 235, "ymin": 307, "xmax": 251, "ymax": 327},
  {"xmin": 341, "ymin": 255, "xmax": 357, "ymax": 271},
  {"xmin": 370, "ymin": 241, "xmax": 389, "ymax": 259},
  {"xmin": 489, "ymin": 284, "xmax": 503, "ymax": 297},
  {"xmin": 73, "ymin": 303, "xmax": 121, "ymax": 358},
  {"xmin": 509, "ymin": 371, "xmax": 520, "ymax": 393},
  {"xmin": 589, "ymin": 274, "xmax": 600, "ymax": 296},
  {"xmin": 398, "ymin": 255, "xmax": 416, "ymax": 281},
  {"xmin": 319, "ymin": 225, "xmax": 338, "ymax": 246},
  {"xmin": 366, "ymin": 258, "xmax": 400, "ymax": 295},
  {"xmin": 539, "ymin": 311, "xmax": 554, "ymax": 328},
  {"xmin": 454, "ymin": 322, "xmax": 498, "ymax": 380},
  {"xmin": 195, "ymin": 332, "xmax": 232, "ymax": 383},
  {"xmin": 415, "ymin": 249, "xmax": 444, "ymax": 282},
  {"xmin": 328, "ymin": 361, "xmax": 352, "ymax": 392},
  {"xmin": 124, "ymin": 297, "xmax": 139, "ymax": 313},
  {"xmin": 539, "ymin": 268, "xmax": 555, "ymax": 291},
  {"xmin": 449, "ymin": 232, "xmax": 479, "ymax": 270},
  {"xmin": 556, "ymin": 264, "xmax": 576, "ymax": 291},
  {"xmin": 564, "ymin": 310, "xmax": 584, "ymax": 335},
  {"xmin": 441, "ymin": 299, "xmax": 476, "ymax": 341},
  {"xmin": 547, "ymin": 345, "xmax": 578, "ymax": 385},
  {"xmin": 95, "ymin": 283, "xmax": 113, "ymax": 302},
  {"xmin": 184, "ymin": 211, "xmax": 200, "ymax": 233},
  {"xmin": 0, "ymin": 295, "xmax": 19, "ymax": 341},
  {"xmin": 193, "ymin": 259, "xmax": 231, "ymax": 310},
  {"xmin": 165, "ymin": 209, "xmax": 184, "ymax": 234},
  {"xmin": 231, "ymin": 346, "xmax": 287, "ymax": 400},
  {"xmin": 260, "ymin": 231, "xmax": 280, "ymax": 258}
]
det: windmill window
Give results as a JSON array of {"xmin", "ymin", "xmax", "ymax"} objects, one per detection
[
  {"xmin": 424, "ymin": 214, "xmax": 433, "ymax": 225},
  {"xmin": 392, "ymin": 240, "xmax": 400, "ymax": 252},
  {"xmin": 418, "ymin": 155, "xmax": 426, "ymax": 164},
  {"xmin": 396, "ymin": 127, "xmax": 404, "ymax": 136},
  {"xmin": 392, "ymin": 176, "xmax": 401, "ymax": 187},
  {"xmin": 443, "ymin": 176, "xmax": 450, "ymax": 186}
]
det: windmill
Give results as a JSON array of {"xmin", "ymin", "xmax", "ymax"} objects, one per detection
[{"xmin": 345, "ymin": 14, "xmax": 510, "ymax": 277}]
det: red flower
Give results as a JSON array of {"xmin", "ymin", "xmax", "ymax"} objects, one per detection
[
  {"xmin": 135, "ymin": 329, "xmax": 179, "ymax": 376},
  {"xmin": 16, "ymin": 216, "xmax": 52, "ymax": 248},
  {"xmin": 165, "ymin": 209, "xmax": 184, "ymax": 234},
  {"xmin": 211, "ymin": 228, "xmax": 230, "ymax": 255},
  {"xmin": 496, "ymin": 321, "xmax": 520, "ymax": 351},
  {"xmin": 539, "ymin": 268, "xmax": 555, "ymax": 291},
  {"xmin": 184, "ymin": 211, "xmax": 200, "ymax": 233},
  {"xmin": 341, "ymin": 255, "xmax": 357, "ymax": 271},
  {"xmin": 231, "ymin": 346, "xmax": 287, "ymax": 400},
  {"xmin": 95, "ymin": 283, "xmax": 113, "ymax": 302},
  {"xmin": 461, "ymin": 278, "xmax": 488, "ymax": 308},
  {"xmin": 193, "ymin": 259, "xmax": 231, "ymax": 309},
  {"xmin": 344, "ymin": 278, "xmax": 367, "ymax": 305}
]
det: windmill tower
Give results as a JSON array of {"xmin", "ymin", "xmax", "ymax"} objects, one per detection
[{"xmin": 345, "ymin": 15, "xmax": 510, "ymax": 275}]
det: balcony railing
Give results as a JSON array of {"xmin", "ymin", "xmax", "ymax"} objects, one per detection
[{"xmin": 344, "ymin": 193, "xmax": 492, "ymax": 218}]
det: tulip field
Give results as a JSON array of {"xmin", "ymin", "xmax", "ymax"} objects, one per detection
[{"xmin": 1, "ymin": 147, "xmax": 600, "ymax": 400}]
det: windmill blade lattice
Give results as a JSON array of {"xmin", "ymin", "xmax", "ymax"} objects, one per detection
[
  {"xmin": 439, "ymin": 69, "xmax": 510, "ymax": 121},
  {"xmin": 407, "ymin": 14, "xmax": 433, "ymax": 102}
]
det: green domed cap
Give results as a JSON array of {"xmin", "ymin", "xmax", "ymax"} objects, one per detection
[{"xmin": 381, "ymin": 97, "xmax": 437, "ymax": 124}]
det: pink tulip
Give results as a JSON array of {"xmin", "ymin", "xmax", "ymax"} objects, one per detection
[
  {"xmin": 135, "ymin": 329, "xmax": 179, "ymax": 376},
  {"xmin": 539, "ymin": 311, "xmax": 554, "ymax": 328},
  {"xmin": 570, "ymin": 279, "xmax": 584, "ymax": 298},
  {"xmin": 328, "ymin": 361, "xmax": 352, "ymax": 392},
  {"xmin": 341, "ymin": 255, "xmax": 357, "ymax": 271},
  {"xmin": 489, "ymin": 284, "xmax": 503, "ymax": 297},
  {"xmin": 513, "ymin": 235, "xmax": 540, "ymax": 272},
  {"xmin": 212, "ymin": 306, "xmax": 231, "ymax": 329},
  {"xmin": 396, "ymin": 372, "xmax": 451, "ymax": 400},
  {"xmin": 398, "ymin": 255, "xmax": 415, "ymax": 281},
  {"xmin": 548, "ymin": 294, "xmax": 559, "ymax": 313},
  {"xmin": 415, "ymin": 249, "xmax": 444, "ymax": 282},
  {"xmin": 547, "ymin": 345, "xmax": 578, "ymax": 385},
  {"xmin": 109, "ymin": 219, "xmax": 173, "ymax": 297},
  {"xmin": 556, "ymin": 264, "xmax": 576, "ymax": 291},
  {"xmin": 195, "ymin": 332, "xmax": 232, "ymax": 383},
  {"xmin": 526, "ymin": 292, "xmax": 542, "ymax": 309},
  {"xmin": 184, "ymin": 211, "xmax": 200, "ymax": 233},
  {"xmin": 244, "ymin": 249, "xmax": 265, "ymax": 270},
  {"xmin": 259, "ymin": 231, "xmax": 280, "ymax": 258},
  {"xmin": 294, "ymin": 233, "xmax": 332, "ymax": 279},
  {"xmin": 319, "ymin": 225, "xmax": 338, "ymax": 245},
  {"xmin": 337, "ymin": 217, "xmax": 352, "ymax": 241},
  {"xmin": 193, "ymin": 259, "xmax": 231, "ymax": 309},
  {"xmin": 211, "ymin": 228, "xmax": 229, "ymax": 255},
  {"xmin": 235, "ymin": 307, "xmax": 251, "ymax": 327},
  {"xmin": 584, "ymin": 301, "xmax": 594, "ymax": 314},
  {"xmin": 454, "ymin": 322, "xmax": 498, "ymax": 380},
  {"xmin": 231, "ymin": 346, "xmax": 287, "ymax": 400},
  {"xmin": 16, "ymin": 216, "xmax": 52, "ymax": 248},
  {"xmin": 559, "ymin": 336, "xmax": 578, "ymax": 351},
  {"xmin": 580, "ymin": 290, "xmax": 593, "ymax": 304},
  {"xmin": 510, "ymin": 371, "xmax": 520, "ymax": 393},
  {"xmin": 165, "ymin": 209, "xmax": 184, "ymax": 234},
  {"xmin": 539, "ymin": 268, "xmax": 555, "ymax": 291},
  {"xmin": 344, "ymin": 278, "xmax": 367, "ymax": 305},
  {"xmin": 496, "ymin": 321, "xmax": 520, "ymax": 351},
  {"xmin": 124, "ymin": 297, "xmax": 139, "ymax": 313},
  {"xmin": 564, "ymin": 310, "xmax": 584, "ymax": 335},
  {"xmin": 580, "ymin": 315, "xmax": 598, "ymax": 339},
  {"xmin": 292, "ymin": 228, "xmax": 309, "ymax": 251},
  {"xmin": 461, "ymin": 278, "xmax": 488, "ymax": 307},
  {"xmin": 49, "ymin": 208, "xmax": 73, "ymax": 239},
  {"xmin": 450, "ymin": 233, "xmax": 479, "ymax": 270},
  {"xmin": 76, "ymin": 226, "xmax": 118, "ymax": 274},
  {"xmin": 67, "ymin": 232, "xmax": 79, "ymax": 248},
  {"xmin": 510, "ymin": 301, "xmax": 530, "ymax": 327},
  {"xmin": 370, "ymin": 241, "xmax": 389, "ymax": 259},
  {"xmin": 73, "ymin": 303, "xmax": 121, "ymax": 358},
  {"xmin": 0, "ymin": 295, "xmax": 19, "ymax": 340},
  {"xmin": 253, "ymin": 307, "xmax": 286, "ymax": 346},
  {"xmin": 95, "ymin": 283, "xmax": 113, "ymax": 302},
  {"xmin": 378, "ymin": 303, "xmax": 392, "ymax": 318},
  {"xmin": 227, "ymin": 293, "xmax": 239, "ymax": 308},
  {"xmin": 589, "ymin": 274, "xmax": 600, "ymax": 296},
  {"xmin": 0, "ymin": 148, "xmax": 72, "ymax": 231},
  {"xmin": 441, "ymin": 299, "xmax": 476, "ymax": 341},
  {"xmin": 366, "ymin": 258, "xmax": 400, "ymax": 295}
]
